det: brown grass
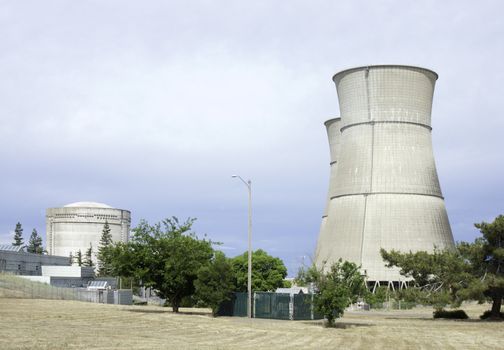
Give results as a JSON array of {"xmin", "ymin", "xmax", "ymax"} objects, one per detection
[{"xmin": 0, "ymin": 298, "xmax": 502, "ymax": 350}]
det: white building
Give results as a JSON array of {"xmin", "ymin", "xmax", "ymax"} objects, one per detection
[{"xmin": 46, "ymin": 201, "xmax": 131, "ymax": 263}]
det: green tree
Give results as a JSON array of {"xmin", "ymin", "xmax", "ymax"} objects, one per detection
[
  {"xmin": 231, "ymin": 249, "xmax": 287, "ymax": 292},
  {"xmin": 83, "ymin": 244, "xmax": 94, "ymax": 267},
  {"xmin": 97, "ymin": 221, "xmax": 113, "ymax": 276},
  {"xmin": 380, "ymin": 247, "xmax": 471, "ymax": 310},
  {"xmin": 107, "ymin": 217, "xmax": 214, "ymax": 312},
  {"xmin": 27, "ymin": 229, "xmax": 44, "ymax": 254},
  {"xmin": 300, "ymin": 260, "xmax": 367, "ymax": 327},
  {"xmin": 13, "ymin": 222, "xmax": 24, "ymax": 247},
  {"xmin": 75, "ymin": 249, "xmax": 83, "ymax": 266},
  {"xmin": 459, "ymin": 215, "xmax": 504, "ymax": 319},
  {"xmin": 381, "ymin": 214, "xmax": 504, "ymax": 319},
  {"xmin": 282, "ymin": 279, "xmax": 292, "ymax": 288},
  {"xmin": 195, "ymin": 251, "xmax": 235, "ymax": 316}
]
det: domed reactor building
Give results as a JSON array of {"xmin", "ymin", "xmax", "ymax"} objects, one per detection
[
  {"xmin": 314, "ymin": 65, "xmax": 455, "ymax": 290},
  {"xmin": 46, "ymin": 202, "xmax": 131, "ymax": 263}
]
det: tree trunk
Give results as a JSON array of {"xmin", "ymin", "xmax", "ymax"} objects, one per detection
[
  {"xmin": 490, "ymin": 296, "xmax": 502, "ymax": 320},
  {"xmin": 172, "ymin": 298, "xmax": 180, "ymax": 313}
]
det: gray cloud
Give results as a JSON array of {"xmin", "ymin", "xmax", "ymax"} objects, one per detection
[{"xmin": 1, "ymin": 0, "xmax": 503, "ymax": 275}]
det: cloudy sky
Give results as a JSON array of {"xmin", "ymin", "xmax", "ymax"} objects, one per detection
[{"xmin": 1, "ymin": 0, "xmax": 503, "ymax": 275}]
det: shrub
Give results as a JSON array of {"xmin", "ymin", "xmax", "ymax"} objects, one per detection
[{"xmin": 433, "ymin": 309, "xmax": 468, "ymax": 319}]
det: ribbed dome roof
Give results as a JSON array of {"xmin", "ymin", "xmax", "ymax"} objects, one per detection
[{"xmin": 64, "ymin": 201, "xmax": 113, "ymax": 209}]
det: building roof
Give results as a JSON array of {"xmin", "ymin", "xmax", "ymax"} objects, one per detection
[
  {"xmin": 0, "ymin": 244, "xmax": 24, "ymax": 252},
  {"xmin": 64, "ymin": 201, "xmax": 113, "ymax": 209},
  {"xmin": 275, "ymin": 286, "xmax": 309, "ymax": 294}
]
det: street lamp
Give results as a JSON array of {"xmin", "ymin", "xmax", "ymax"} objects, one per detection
[{"xmin": 231, "ymin": 174, "xmax": 252, "ymax": 318}]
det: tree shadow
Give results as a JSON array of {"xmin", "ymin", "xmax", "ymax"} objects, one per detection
[
  {"xmin": 125, "ymin": 308, "xmax": 212, "ymax": 316},
  {"xmin": 126, "ymin": 309, "xmax": 169, "ymax": 314},
  {"xmin": 302, "ymin": 320, "xmax": 373, "ymax": 328},
  {"xmin": 384, "ymin": 316, "xmax": 494, "ymax": 323}
]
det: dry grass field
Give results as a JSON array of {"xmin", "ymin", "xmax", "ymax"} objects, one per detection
[{"xmin": 0, "ymin": 298, "xmax": 502, "ymax": 350}]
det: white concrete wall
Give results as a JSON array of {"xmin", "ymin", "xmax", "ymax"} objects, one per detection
[
  {"xmin": 314, "ymin": 118, "xmax": 341, "ymax": 263},
  {"xmin": 42, "ymin": 265, "xmax": 95, "ymax": 278}
]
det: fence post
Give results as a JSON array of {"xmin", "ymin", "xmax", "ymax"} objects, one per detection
[
  {"xmin": 289, "ymin": 294, "xmax": 294, "ymax": 320},
  {"xmin": 252, "ymin": 292, "xmax": 256, "ymax": 318},
  {"xmin": 311, "ymin": 293, "xmax": 314, "ymax": 320}
]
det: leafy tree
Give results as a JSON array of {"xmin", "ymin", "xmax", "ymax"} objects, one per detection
[
  {"xmin": 381, "ymin": 214, "xmax": 504, "ymax": 320},
  {"xmin": 195, "ymin": 251, "xmax": 235, "ymax": 316},
  {"xmin": 107, "ymin": 217, "xmax": 214, "ymax": 312},
  {"xmin": 282, "ymin": 280, "xmax": 292, "ymax": 288},
  {"xmin": 27, "ymin": 229, "xmax": 44, "ymax": 254},
  {"xmin": 231, "ymin": 249, "xmax": 287, "ymax": 292},
  {"xmin": 97, "ymin": 221, "xmax": 113, "ymax": 276},
  {"xmin": 13, "ymin": 222, "xmax": 24, "ymax": 247},
  {"xmin": 380, "ymin": 247, "xmax": 471, "ymax": 310},
  {"xmin": 459, "ymin": 215, "xmax": 504, "ymax": 320},
  {"xmin": 364, "ymin": 286, "xmax": 390, "ymax": 307},
  {"xmin": 75, "ymin": 249, "xmax": 83, "ymax": 266},
  {"xmin": 299, "ymin": 260, "xmax": 367, "ymax": 327},
  {"xmin": 83, "ymin": 244, "xmax": 94, "ymax": 267}
]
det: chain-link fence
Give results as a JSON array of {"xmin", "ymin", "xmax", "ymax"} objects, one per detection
[{"xmin": 0, "ymin": 273, "xmax": 132, "ymax": 305}]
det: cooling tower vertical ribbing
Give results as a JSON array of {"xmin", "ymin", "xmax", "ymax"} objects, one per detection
[
  {"xmin": 314, "ymin": 118, "xmax": 341, "ymax": 266},
  {"xmin": 314, "ymin": 65, "xmax": 455, "ymax": 284}
]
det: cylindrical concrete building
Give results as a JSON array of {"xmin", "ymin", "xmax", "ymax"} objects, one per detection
[
  {"xmin": 314, "ymin": 65, "xmax": 455, "ymax": 287},
  {"xmin": 46, "ymin": 202, "xmax": 131, "ymax": 263}
]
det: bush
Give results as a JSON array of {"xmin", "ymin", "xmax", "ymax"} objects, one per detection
[
  {"xmin": 479, "ymin": 310, "xmax": 504, "ymax": 320},
  {"xmin": 433, "ymin": 309, "xmax": 468, "ymax": 319},
  {"xmin": 364, "ymin": 286, "xmax": 389, "ymax": 306}
]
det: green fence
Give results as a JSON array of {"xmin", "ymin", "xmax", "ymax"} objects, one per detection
[
  {"xmin": 217, "ymin": 292, "xmax": 249, "ymax": 317},
  {"xmin": 254, "ymin": 292, "xmax": 290, "ymax": 320},
  {"xmin": 293, "ymin": 293, "xmax": 312, "ymax": 320},
  {"xmin": 218, "ymin": 292, "xmax": 322, "ymax": 320}
]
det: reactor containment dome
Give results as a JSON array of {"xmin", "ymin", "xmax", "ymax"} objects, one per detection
[
  {"xmin": 46, "ymin": 201, "xmax": 131, "ymax": 263},
  {"xmin": 314, "ymin": 65, "xmax": 455, "ymax": 289}
]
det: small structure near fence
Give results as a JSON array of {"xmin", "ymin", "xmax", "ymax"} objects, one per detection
[{"xmin": 218, "ymin": 291, "xmax": 322, "ymax": 320}]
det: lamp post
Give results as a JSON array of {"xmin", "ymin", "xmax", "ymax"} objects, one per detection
[{"xmin": 232, "ymin": 174, "xmax": 252, "ymax": 318}]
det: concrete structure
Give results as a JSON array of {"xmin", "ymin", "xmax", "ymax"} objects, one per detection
[
  {"xmin": 314, "ymin": 118, "xmax": 341, "ymax": 263},
  {"xmin": 20, "ymin": 265, "xmax": 96, "ymax": 287},
  {"xmin": 46, "ymin": 201, "xmax": 131, "ymax": 263},
  {"xmin": 0, "ymin": 244, "xmax": 70, "ymax": 276},
  {"xmin": 314, "ymin": 65, "xmax": 455, "ymax": 287}
]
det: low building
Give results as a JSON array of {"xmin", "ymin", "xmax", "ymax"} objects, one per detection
[{"xmin": 0, "ymin": 244, "xmax": 70, "ymax": 276}]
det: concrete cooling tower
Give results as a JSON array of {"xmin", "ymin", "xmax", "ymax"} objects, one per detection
[
  {"xmin": 314, "ymin": 65, "xmax": 455, "ymax": 289},
  {"xmin": 314, "ymin": 118, "xmax": 341, "ymax": 263},
  {"xmin": 46, "ymin": 202, "xmax": 131, "ymax": 264}
]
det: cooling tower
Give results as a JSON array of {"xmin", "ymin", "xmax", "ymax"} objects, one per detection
[
  {"xmin": 314, "ymin": 118, "xmax": 341, "ymax": 263},
  {"xmin": 314, "ymin": 65, "xmax": 455, "ymax": 286}
]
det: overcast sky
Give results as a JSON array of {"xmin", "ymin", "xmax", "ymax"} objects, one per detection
[{"xmin": 1, "ymin": 0, "xmax": 503, "ymax": 275}]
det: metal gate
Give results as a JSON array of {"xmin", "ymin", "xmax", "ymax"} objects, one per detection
[
  {"xmin": 254, "ymin": 292, "xmax": 290, "ymax": 320},
  {"xmin": 217, "ymin": 292, "xmax": 249, "ymax": 317},
  {"xmin": 293, "ymin": 293, "xmax": 312, "ymax": 320}
]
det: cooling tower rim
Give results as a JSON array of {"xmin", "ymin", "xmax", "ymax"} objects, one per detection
[
  {"xmin": 332, "ymin": 64, "xmax": 438, "ymax": 83},
  {"xmin": 324, "ymin": 117, "xmax": 341, "ymax": 126}
]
